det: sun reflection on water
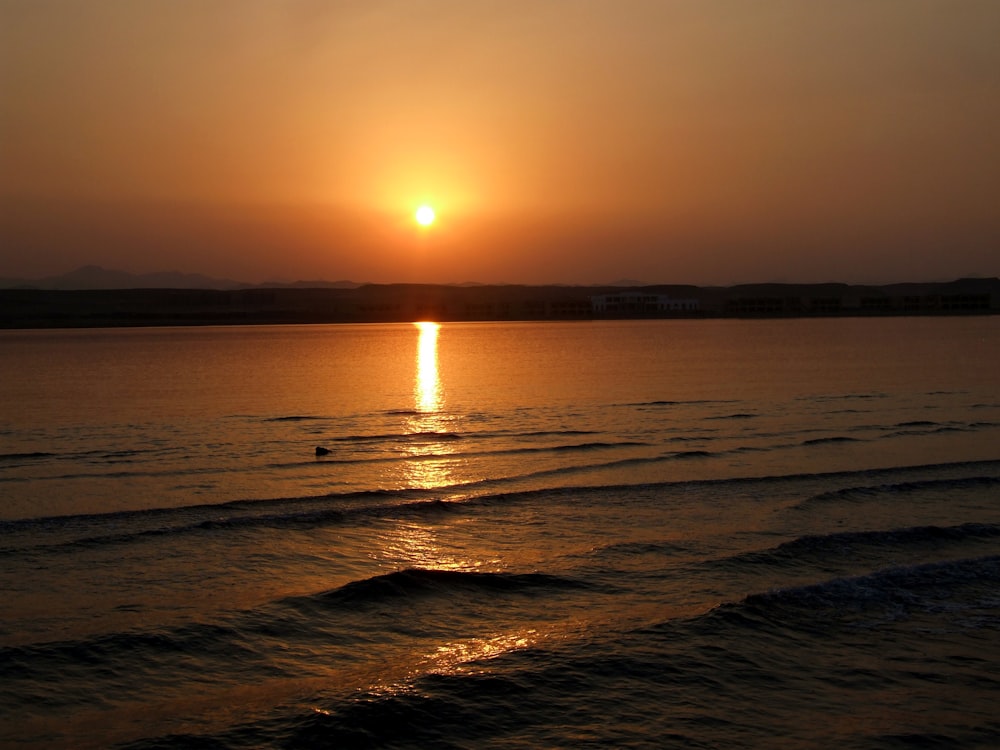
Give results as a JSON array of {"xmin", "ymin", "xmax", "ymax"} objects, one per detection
[
  {"xmin": 358, "ymin": 324, "xmax": 546, "ymax": 702},
  {"xmin": 374, "ymin": 521, "xmax": 484, "ymax": 572},
  {"xmin": 414, "ymin": 321, "xmax": 441, "ymax": 414},
  {"xmin": 359, "ymin": 627, "xmax": 546, "ymax": 700},
  {"xmin": 405, "ymin": 321, "xmax": 456, "ymax": 490},
  {"xmin": 427, "ymin": 629, "xmax": 540, "ymax": 674}
]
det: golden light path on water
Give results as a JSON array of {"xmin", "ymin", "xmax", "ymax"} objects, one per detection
[
  {"xmin": 414, "ymin": 321, "xmax": 442, "ymax": 413},
  {"xmin": 363, "ymin": 323, "xmax": 553, "ymax": 689},
  {"xmin": 401, "ymin": 320, "xmax": 455, "ymax": 495}
]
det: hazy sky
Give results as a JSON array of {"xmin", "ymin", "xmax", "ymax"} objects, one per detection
[{"xmin": 2, "ymin": 0, "xmax": 999, "ymax": 285}]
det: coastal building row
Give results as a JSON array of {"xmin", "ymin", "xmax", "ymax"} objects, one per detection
[
  {"xmin": 722, "ymin": 291, "xmax": 994, "ymax": 316},
  {"xmin": 1, "ymin": 279, "xmax": 997, "ymax": 327},
  {"xmin": 590, "ymin": 293, "xmax": 700, "ymax": 314}
]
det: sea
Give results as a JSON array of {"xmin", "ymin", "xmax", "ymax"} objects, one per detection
[{"xmin": 1, "ymin": 317, "xmax": 998, "ymax": 749}]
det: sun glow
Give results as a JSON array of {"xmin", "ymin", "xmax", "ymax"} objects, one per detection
[{"xmin": 415, "ymin": 205, "xmax": 436, "ymax": 226}]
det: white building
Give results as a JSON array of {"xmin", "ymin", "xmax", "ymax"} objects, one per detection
[{"xmin": 590, "ymin": 292, "xmax": 700, "ymax": 314}]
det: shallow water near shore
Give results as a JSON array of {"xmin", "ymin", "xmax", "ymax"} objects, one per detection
[{"xmin": 2, "ymin": 318, "xmax": 999, "ymax": 748}]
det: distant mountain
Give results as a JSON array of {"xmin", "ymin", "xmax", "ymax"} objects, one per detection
[
  {"xmin": 0, "ymin": 266, "xmax": 363, "ymax": 291},
  {"xmin": 0, "ymin": 265, "xmax": 245, "ymax": 290}
]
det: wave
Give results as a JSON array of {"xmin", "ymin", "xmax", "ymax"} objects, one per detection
[
  {"xmin": 0, "ymin": 509, "xmax": 336, "ymax": 556},
  {"xmin": 805, "ymin": 392, "xmax": 889, "ymax": 401},
  {"xmin": 801, "ymin": 436, "xmax": 862, "ymax": 446},
  {"xmin": 0, "ymin": 621, "xmax": 252, "ymax": 672},
  {"xmin": 266, "ymin": 440, "xmax": 650, "ymax": 471},
  {"xmin": 296, "ymin": 414, "xmax": 996, "ymax": 456},
  {"xmin": 489, "ymin": 429, "xmax": 599, "ymax": 438},
  {"xmin": 0, "ymin": 621, "xmax": 278, "ymax": 715},
  {"xmin": 113, "ymin": 556, "xmax": 1000, "ymax": 750},
  {"xmin": 317, "ymin": 428, "xmax": 601, "ymax": 445},
  {"xmin": 635, "ymin": 555, "xmax": 1000, "ymax": 645},
  {"xmin": 883, "ymin": 426, "xmax": 971, "ymax": 438},
  {"xmin": 735, "ymin": 555, "xmax": 1000, "ymax": 627},
  {"xmin": 724, "ymin": 523, "xmax": 1000, "ymax": 569},
  {"xmin": 263, "ymin": 415, "xmax": 333, "ymax": 422},
  {"xmin": 0, "ymin": 566, "xmax": 588, "ymax": 715},
  {"xmin": 0, "ymin": 497, "xmax": 467, "ymax": 557},
  {"xmin": 322, "ymin": 431, "xmax": 463, "ymax": 444},
  {"xmin": 581, "ymin": 539, "xmax": 694, "ymax": 559},
  {"xmin": 0, "ymin": 465, "xmax": 224, "ymax": 484},
  {"xmin": 550, "ymin": 441, "xmax": 647, "ymax": 452},
  {"xmin": 628, "ymin": 399, "xmax": 737, "ymax": 407},
  {"xmin": 5, "ymin": 459, "xmax": 701, "ymax": 553},
  {"xmin": 5, "ymin": 458, "xmax": 999, "ymax": 554},
  {"xmin": 472, "ymin": 451, "xmax": 718, "ymax": 487},
  {"xmin": 796, "ymin": 475, "xmax": 1000, "ymax": 507},
  {"xmin": 0, "ymin": 451, "xmax": 56, "ymax": 461},
  {"xmin": 0, "ymin": 447, "xmax": 159, "ymax": 466},
  {"xmin": 294, "ymin": 568, "xmax": 589, "ymax": 608}
]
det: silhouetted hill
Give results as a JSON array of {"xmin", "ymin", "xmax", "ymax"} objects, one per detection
[
  {"xmin": 0, "ymin": 265, "xmax": 246, "ymax": 290},
  {"xmin": 257, "ymin": 279, "xmax": 362, "ymax": 289}
]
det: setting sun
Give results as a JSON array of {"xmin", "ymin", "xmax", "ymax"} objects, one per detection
[{"xmin": 415, "ymin": 205, "xmax": 436, "ymax": 227}]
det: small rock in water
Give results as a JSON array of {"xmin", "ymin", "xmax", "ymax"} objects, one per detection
[{"xmin": 315, "ymin": 446, "xmax": 330, "ymax": 456}]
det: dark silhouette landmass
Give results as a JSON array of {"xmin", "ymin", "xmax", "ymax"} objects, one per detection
[{"xmin": 1, "ymin": 278, "xmax": 996, "ymax": 328}]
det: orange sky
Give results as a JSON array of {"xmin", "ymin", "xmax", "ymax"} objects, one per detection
[{"xmin": 2, "ymin": 0, "xmax": 999, "ymax": 285}]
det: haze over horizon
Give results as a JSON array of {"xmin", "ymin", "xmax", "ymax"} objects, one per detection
[{"xmin": 3, "ymin": 1, "xmax": 999, "ymax": 286}]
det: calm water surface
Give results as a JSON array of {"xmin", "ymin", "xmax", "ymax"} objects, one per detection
[
  {"xmin": 2, "ymin": 318, "xmax": 996, "ymax": 519},
  {"xmin": 1, "ymin": 318, "xmax": 998, "ymax": 748}
]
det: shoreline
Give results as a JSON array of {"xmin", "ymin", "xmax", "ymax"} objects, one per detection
[{"xmin": 1, "ymin": 278, "xmax": 997, "ymax": 329}]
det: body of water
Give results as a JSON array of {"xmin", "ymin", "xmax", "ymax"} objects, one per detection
[{"xmin": 1, "ymin": 317, "xmax": 999, "ymax": 748}]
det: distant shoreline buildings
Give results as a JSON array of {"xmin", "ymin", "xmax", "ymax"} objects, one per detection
[
  {"xmin": 1, "ymin": 278, "xmax": 997, "ymax": 329},
  {"xmin": 590, "ymin": 292, "xmax": 701, "ymax": 315}
]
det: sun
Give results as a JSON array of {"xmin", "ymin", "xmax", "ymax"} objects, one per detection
[{"xmin": 415, "ymin": 205, "xmax": 436, "ymax": 227}]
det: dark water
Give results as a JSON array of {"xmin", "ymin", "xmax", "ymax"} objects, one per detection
[{"xmin": 1, "ymin": 318, "xmax": 999, "ymax": 748}]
